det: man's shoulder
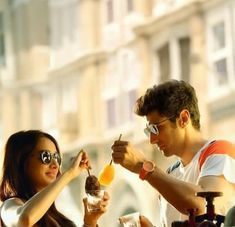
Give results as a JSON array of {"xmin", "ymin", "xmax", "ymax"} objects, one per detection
[
  {"xmin": 198, "ymin": 140, "xmax": 235, "ymax": 170},
  {"xmin": 200, "ymin": 140, "xmax": 235, "ymax": 158}
]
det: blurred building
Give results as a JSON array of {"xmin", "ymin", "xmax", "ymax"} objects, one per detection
[{"xmin": 0, "ymin": 0, "xmax": 235, "ymax": 226}]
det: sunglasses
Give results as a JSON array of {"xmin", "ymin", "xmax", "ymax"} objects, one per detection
[
  {"xmin": 144, "ymin": 116, "xmax": 175, "ymax": 137},
  {"xmin": 40, "ymin": 150, "xmax": 62, "ymax": 166}
]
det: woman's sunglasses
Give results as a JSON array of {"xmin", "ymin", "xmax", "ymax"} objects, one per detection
[{"xmin": 40, "ymin": 150, "xmax": 62, "ymax": 166}]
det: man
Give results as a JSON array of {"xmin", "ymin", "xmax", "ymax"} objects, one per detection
[{"xmin": 111, "ymin": 80, "xmax": 235, "ymax": 227}]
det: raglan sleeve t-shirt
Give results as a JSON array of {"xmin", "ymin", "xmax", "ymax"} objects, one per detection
[{"xmin": 159, "ymin": 140, "xmax": 235, "ymax": 227}]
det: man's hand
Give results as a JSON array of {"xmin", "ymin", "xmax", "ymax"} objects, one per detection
[
  {"xmin": 111, "ymin": 140, "xmax": 146, "ymax": 174},
  {"xmin": 140, "ymin": 215, "xmax": 155, "ymax": 227}
]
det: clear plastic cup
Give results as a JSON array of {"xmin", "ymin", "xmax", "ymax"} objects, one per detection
[
  {"xmin": 119, "ymin": 212, "xmax": 141, "ymax": 227},
  {"xmin": 86, "ymin": 189, "xmax": 105, "ymax": 212}
]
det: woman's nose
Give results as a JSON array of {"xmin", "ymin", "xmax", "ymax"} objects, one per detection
[{"xmin": 50, "ymin": 158, "xmax": 59, "ymax": 168}]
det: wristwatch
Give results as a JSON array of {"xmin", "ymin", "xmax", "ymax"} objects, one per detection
[{"xmin": 139, "ymin": 160, "xmax": 155, "ymax": 180}]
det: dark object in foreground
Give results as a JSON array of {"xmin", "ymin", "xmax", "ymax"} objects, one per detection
[
  {"xmin": 172, "ymin": 191, "xmax": 225, "ymax": 227},
  {"xmin": 224, "ymin": 205, "xmax": 235, "ymax": 226}
]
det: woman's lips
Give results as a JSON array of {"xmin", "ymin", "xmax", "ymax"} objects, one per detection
[{"xmin": 46, "ymin": 170, "xmax": 58, "ymax": 177}]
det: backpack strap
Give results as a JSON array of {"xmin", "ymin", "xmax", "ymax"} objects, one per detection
[{"xmin": 198, "ymin": 140, "xmax": 235, "ymax": 171}]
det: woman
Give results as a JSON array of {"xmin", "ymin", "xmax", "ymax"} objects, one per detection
[{"xmin": 0, "ymin": 130, "xmax": 109, "ymax": 227}]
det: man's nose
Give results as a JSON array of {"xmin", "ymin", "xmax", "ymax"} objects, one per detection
[{"xmin": 150, "ymin": 132, "xmax": 159, "ymax": 144}]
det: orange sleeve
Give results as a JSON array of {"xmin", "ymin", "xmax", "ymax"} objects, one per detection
[{"xmin": 198, "ymin": 140, "xmax": 235, "ymax": 171}]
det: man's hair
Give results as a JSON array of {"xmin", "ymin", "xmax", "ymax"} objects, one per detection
[{"xmin": 134, "ymin": 80, "xmax": 201, "ymax": 130}]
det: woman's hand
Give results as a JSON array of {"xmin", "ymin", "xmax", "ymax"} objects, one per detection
[
  {"xmin": 140, "ymin": 215, "xmax": 155, "ymax": 227},
  {"xmin": 83, "ymin": 191, "xmax": 110, "ymax": 227},
  {"xmin": 66, "ymin": 149, "xmax": 91, "ymax": 179}
]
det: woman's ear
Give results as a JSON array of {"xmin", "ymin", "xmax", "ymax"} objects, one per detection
[{"xmin": 179, "ymin": 109, "xmax": 190, "ymax": 127}]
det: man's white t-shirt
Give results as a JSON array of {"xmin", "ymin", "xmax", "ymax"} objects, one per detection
[{"xmin": 159, "ymin": 140, "xmax": 235, "ymax": 227}]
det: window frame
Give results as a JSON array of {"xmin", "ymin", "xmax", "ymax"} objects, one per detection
[
  {"xmin": 0, "ymin": 11, "xmax": 6, "ymax": 67},
  {"xmin": 206, "ymin": 3, "xmax": 235, "ymax": 100}
]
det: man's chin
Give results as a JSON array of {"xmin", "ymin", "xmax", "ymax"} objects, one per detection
[
  {"xmin": 161, "ymin": 149, "xmax": 171, "ymax": 157},
  {"xmin": 155, "ymin": 145, "xmax": 172, "ymax": 157}
]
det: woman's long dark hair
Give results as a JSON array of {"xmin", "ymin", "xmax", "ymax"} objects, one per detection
[{"xmin": 0, "ymin": 130, "xmax": 76, "ymax": 227}]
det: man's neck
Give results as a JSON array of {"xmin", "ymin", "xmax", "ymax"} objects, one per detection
[{"xmin": 180, "ymin": 132, "xmax": 208, "ymax": 166}]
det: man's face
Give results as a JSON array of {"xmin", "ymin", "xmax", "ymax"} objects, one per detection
[{"xmin": 146, "ymin": 111, "xmax": 181, "ymax": 157}]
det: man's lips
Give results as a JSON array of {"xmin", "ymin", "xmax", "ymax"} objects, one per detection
[{"xmin": 157, "ymin": 144, "xmax": 165, "ymax": 150}]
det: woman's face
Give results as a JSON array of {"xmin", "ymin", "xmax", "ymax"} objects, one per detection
[{"xmin": 25, "ymin": 137, "xmax": 60, "ymax": 191}]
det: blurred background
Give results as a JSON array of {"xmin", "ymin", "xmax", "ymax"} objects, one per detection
[{"xmin": 0, "ymin": 0, "xmax": 235, "ymax": 226}]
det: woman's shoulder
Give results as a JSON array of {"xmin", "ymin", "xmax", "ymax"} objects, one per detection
[{"xmin": 0, "ymin": 198, "xmax": 25, "ymax": 227}]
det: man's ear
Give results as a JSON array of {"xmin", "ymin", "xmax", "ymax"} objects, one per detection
[{"xmin": 179, "ymin": 109, "xmax": 190, "ymax": 127}]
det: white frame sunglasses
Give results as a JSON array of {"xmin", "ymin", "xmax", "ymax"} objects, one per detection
[{"xmin": 144, "ymin": 116, "xmax": 175, "ymax": 137}]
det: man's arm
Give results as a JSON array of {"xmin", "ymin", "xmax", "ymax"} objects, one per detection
[{"xmin": 145, "ymin": 167, "xmax": 234, "ymax": 214}]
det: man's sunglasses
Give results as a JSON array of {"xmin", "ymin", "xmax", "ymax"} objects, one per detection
[
  {"xmin": 144, "ymin": 116, "xmax": 175, "ymax": 137},
  {"xmin": 40, "ymin": 150, "xmax": 62, "ymax": 166}
]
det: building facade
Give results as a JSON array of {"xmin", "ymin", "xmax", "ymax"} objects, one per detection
[{"xmin": 0, "ymin": 0, "xmax": 235, "ymax": 226}]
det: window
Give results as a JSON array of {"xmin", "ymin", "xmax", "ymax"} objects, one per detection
[
  {"xmin": 0, "ymin": 12, "xmax": 6, "ymax": 66},
  {"xmin": 13, "ymin": 94, "xmax": 21, "ymax": 130},
  {"xmin": 9, "ymin": 0, "xmax": 24, "ymax": 6},
  {"xmin": 179, "ymin": 37, "xmax": 190, "ymax": 82},
  {"xmin": 0, "ymin": 102, "xmax": 2, "ymax": 144},
  {"xmin": 128, "ymin": 89, "xmax": 137, "ymax": 121},
  {"xmin": 59, "ymin": 82, "xmax": 78, "ymax": 133},
  {"xmin": 212, "ymin": 21, "xmax": 225, "ymax": 51},
  {"xmin": 211, "ymin": 22, "xmax": 228, "ymax": 86},
  {"xmin": 49, "ymin": 0, "xmax": 80, "ymax": 66},
  {"xmin": 103, "ymin": 51, "xmax": 140, "ymax": 131},
  {"xmin": 50, "ymin": 7, "xmax": 62, "ymax": 48},
  {"xmin": 61, "ymin": 82, "xmax": 77, "ymax": 114},
  {"xmin": 42, "ymin": 90, "xmax": 59, "ymax": 130},
  {"xmin": 30, "ymin": 91, "xmax": 43, "ymax": 128},
  {"xmin": 157, "ymin": 44, "xmax": 170, "ymax": 81},
  {"xmin": 102, "ymin": 56, "xmax": 119, "ymax": 130},
  {"xmin": 50, "ymin": 2, "xmax": 78, "ymax": 48},
  {"xmin": 106, "ymin": 98, "xmax": 117, "ymax": 128},
  {"xmin": 214, "ymin": 58, "xmax": 228, "ymax": 85},
  {"xmin": 127, "ymin": 0, "xmax": 133, "ymax": 12},
  {"xmin": 120, "ymin": 51, "xmax": 139, "ymax": 123},
  {"xmin": 106, "ymin": 0, "xmax": 114, "ymax": 23},
  {"xmin": 206, "ymin": 5, "xmax": 235, "ymax": 98}
]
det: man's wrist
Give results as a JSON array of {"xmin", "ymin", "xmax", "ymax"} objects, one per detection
[
  {"xmin": 135, "ymin": 161, "xmax": 144, "ymax": 174},
  {"xmin": 83, "ymin": 224, "xmax": 98, "ymax": 227},
  {"xmin": 139, "ymin": 160, "xmax": 155, "ymax": 180}
]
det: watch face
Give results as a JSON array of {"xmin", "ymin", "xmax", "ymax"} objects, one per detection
[{"xmin": 143, "ymin": 161, "xmax": 154, "ymax": 171}]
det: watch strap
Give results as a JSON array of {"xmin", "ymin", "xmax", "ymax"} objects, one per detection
[
  {"xmin": 139, "ymin": 161, "xmax": 155, "ymax": 180},
  {"xmin": 139, "ymin": 166, "xmax": 148, "ymax": 180}
]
